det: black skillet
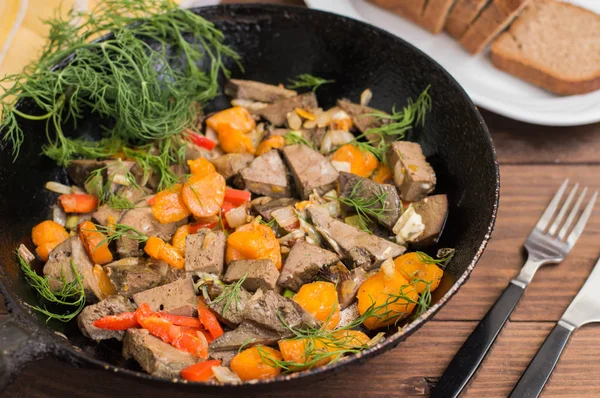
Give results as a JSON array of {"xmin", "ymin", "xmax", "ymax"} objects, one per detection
[{"xmin": 0, "ymin": 4, "xmax": 499, "ymax": 393}]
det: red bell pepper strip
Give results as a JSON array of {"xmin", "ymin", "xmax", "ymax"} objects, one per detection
[
  {"xmin": 93, "ymin": 312, "xmax": 139, "ymax": 330},
  {"xmin": 181, "ymin": 360, "xmax": 221, "ymax": 382},
  {"xmin": 188, "ymin": 132, "xmax": 217, "ymax": 151},
  {"xmin": 58, "ymin": 193, "xmax": 98, "ymax": 213},
  {"xmin": 221, "ymin": 201, "xmax": 236, "ymax": 216},
  {"xmin": 156, "ymin": 312, "xmax": 202, "ymax": 329},
  {"xmin": 223, "ymin": 188, "xmax": 251, "ymax": 206},
  {"xmin": 189, "ymin": 220, "xmax": 218, "ymax": 234},
  {"xmin": 198, "ymin": 299, "xmax": 224, "ymax": 339}
]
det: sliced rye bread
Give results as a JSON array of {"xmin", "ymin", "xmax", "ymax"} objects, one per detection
[
  {"xmin": 422, "ymin": 0, "xmax": 461, "ymax": 34},
  {"xmin": 445, "ymin": 0, "xmax": 492, "ymax": 39},
  {"xmin": 460, "ymin": 0, "xmax": 533, "ymax": 54},
  {"xmin": 369, "ymin": 0, "xmax": 459, "ymax": 34},
  {"xmin": 491, "ymin": 0, "xmax": 600, "ymax": 95}
]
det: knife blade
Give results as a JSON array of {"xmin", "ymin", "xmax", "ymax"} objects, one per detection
[{"xmin": 509, "ymin": 256, "xmax": 600, "ymax": 398}]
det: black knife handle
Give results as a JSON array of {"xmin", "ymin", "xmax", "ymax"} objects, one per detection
[
  {"xmin": 509, "ymin": 322, "xmax": 574, "ymax": 398},
  {"xmin": 431, "ymin": 281, "xmax": 525, "ymax": 398}
]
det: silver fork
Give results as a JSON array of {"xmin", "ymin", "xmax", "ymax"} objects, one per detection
[{"xmin": 431, "ymin": 179, "xmax": 597, "ymax": 398}]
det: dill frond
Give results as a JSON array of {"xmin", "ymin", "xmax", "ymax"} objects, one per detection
[
  {"xmin": 212, "ymin": 274, "xmax": 248, "ymax": 315},
  {"xmin": 287, "ymin": 74, "xmax": 334, "ymax": 92}
]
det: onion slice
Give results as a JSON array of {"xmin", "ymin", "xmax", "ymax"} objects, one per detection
[
  {"xmin": 211, "ymin": 366, "xmax": 241, "ymax": 383},
  {"xmin": 45, "ymin": 181, "xmax": 72, "ymax": 195}
]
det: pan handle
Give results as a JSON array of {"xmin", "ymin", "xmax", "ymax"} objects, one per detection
[{"xmin": 0, "ymin": 316, "xmax": 52, "ymax": 391}]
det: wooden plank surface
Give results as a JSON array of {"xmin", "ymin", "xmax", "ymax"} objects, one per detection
[{"xmin": 2, "ymin": 0, "xmax": 600, "ymax": 397}]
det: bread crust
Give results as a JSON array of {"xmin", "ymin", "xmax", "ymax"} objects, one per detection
[
  {"xmin": 445, "ymin": 0, "xmax": 491, "ymax": 38},
  {"xmin": 460, "ymin": 0, "xmax": 532, "ymax": 54},
  {"xmin": 370, "ymin": 0, "xmax": 458, "ymax": 34}
]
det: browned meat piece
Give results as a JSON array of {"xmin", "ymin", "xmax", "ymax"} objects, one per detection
[
  {"xmin": 77, "ymin": 295, "xmax": 135, "ymax": 342},
  {"xmin": 223, "ymin": 259, "xmax": 279, "ymax": 292},
  {"xmin": 338, "ymin": 172, "xmax": 401, "ymax": 230},
  {"xmin": 66, "ymin": 159, "xmax": 106, "ymax": 187},
  {"xmin": 208, "ymin": 350, "xmax": 237, "ymax": 367},
  {"xmin": 117, "ymin": 200, "xmax": 184, "ymax": 257},
  {"xmin": 132, "ymin": 277, "xmax": 197, "ymax": 317},
  {"xmin": 255, "ymin": 93, "xmax": 318, "ymax": 126},
  {"xmin": 337, "ymin": 268, "xmax": 368, "ymax": 309},
  {"xmin": 225, "ymin": 79, "xmax": 297, "ymax": 103},
  {"xmin": 252, "ymin": 197, "xmax": 299, "ymax": 222},
  {"xmin": 208, "ymin": 285, "xmax": 253, "ymax": 327},
  {"xmin": 244, "ymin": 289, "xmax": 319, "ymax": 336},
  {"xmin": 123, "ymin": 329, "xmax": 197, "ymax": 379},
  {"xmin": 412, "ymin": 194, "xmax": 449, "ymax": 247},
  {"xmin": 43, "ymin": 236, "xmax": 102, "ymax": 302},
  {"xmin": 337, "ymin": 99, "xmax": 389, "ymax": 134},
  {"xmin": 209, "ymin": 321, "xmax": 280, "ymax": 352},
  {"xmin": 307, "ymin": 206, "xmax": 405, "ymax": 271},
  {"xmin": 210, "ymin": 153, "xmax": 254, "ymax": 180},
  {"xmin": 240, "ymin": 150, "xmax": 291, "ymax": 198},
  {"xmin": 387, "ymin": 141, "xmax": 436, "ymax": 202},
  {"xmin": 92, "ymin": 185, "xmax": 152, "ymax": 226},
  {"xmin": 277, "ymin": 241, "xmax": 339, "ymax": 291},
  {"xmin": 184, "ymin": 229, "xmax": 226, "ymax": 274},
  {"xmin": 282, "ymin": 144, "xmax": 339, "ymax": 199},
  {"xmin": 105, "ymin": 257, "xmax": 182, "ymax": 298}
]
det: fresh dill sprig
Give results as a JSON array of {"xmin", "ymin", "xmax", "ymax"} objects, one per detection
[
  {"xmin": 85, "ymin": 160, "xmax": 141, "ymax": 209},
  {"xmin": 329, "ymin": 181, "xmax": 388, "ymax": 233},
  {"xmin": 106, "ymin": 194, "xmax": 136, "ymax": 210},
  {"xmin": 92, "ymin": 223, "xmax": 148, "ymax": 247},
  {"xmin": 416, "ymin": 248, "xmax": 455, "ymax": 270},
  {"xmin": 287, "ymin": 74, "xmax": 334, "ymax": 92},
  {"xmin": 1, "ymin": 0, "xmax": 240, "ymax": 163},
  {"xmin": 284, "ymin": 131, "xmax": 314, "ymax": 149},
  {"xmin": 351, "ymin": 86, "xmax": 432, "ymax": 161},
  {"xmin": 122, "ymin": 138, "xmax": 185, "ymax": 190},
  {"xmin": 17, "ymin": 251, "xmax": 85, "ymax": 322},
  {"xmin": 211, "ymin": 274, "xmax": 248, "ymax": 315}
]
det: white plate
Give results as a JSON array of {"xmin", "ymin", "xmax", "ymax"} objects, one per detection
[{"xmin": 305, "ymin": 0, "xmax": 600, "ymax": 126}]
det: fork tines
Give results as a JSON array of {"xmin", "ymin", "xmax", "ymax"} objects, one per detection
[{"xmin": 536, "ymin": 179, "xmax": 598, "ymax": 247}]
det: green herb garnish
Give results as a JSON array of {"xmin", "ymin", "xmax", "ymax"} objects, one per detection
[
  {"xmin": 284, "ymin": 131, "xmax": 314, "ymax": 149},
  {"xmin": 329, "ymin": 180, "xmax": 388, "ymax": 233},
  {"xmin": 416, "ymin": 248, "xmax": 455, "ymax": 270},
  {"xmin": 1, "ymin": 0, "xmax": 240, "ymax": 164},
  {"xmin": 17, "ymin": 252, "xmax": 85, "ymax": 322},
  {"xmin": 287, "ymin": 74, "xmax": 334, "ymax": 92},
  {"xmin": 92, "ymin": 223, "xmax": 148, "ymax": 247},
  {"xmin": 212, "ymin": 274, "xmax": 248, "ymax": 315}
]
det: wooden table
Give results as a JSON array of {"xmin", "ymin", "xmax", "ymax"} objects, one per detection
[{"xmin": 2, "ymin": 1, "xmax": 600, "ymax": 397}]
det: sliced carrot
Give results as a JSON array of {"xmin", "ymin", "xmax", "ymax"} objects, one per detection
[
  {"xmin": 371, "ymin": 163, "xmax": 393, "ymax": 184},
  {"xmin": 144, "ymin": 236, "xmax": 185, "ymax": 269},
  {"xmin": 79, "ymin": 221, "xmax": 113, "ymax": 265},
  {"xmin": 224, "ymin": 188, "xmax": 252, "ymax": 206},
  {"xmin": 187, "ymin": 157, "xmax": 216, "ymax": 176},
  {"xmin": 182, "ymin": 173, "xmax": 226, "ymax": 218},
  {"xmin": 198, "ymin": 298, "xmax": 224, "ymax": 339},
  {"xmin": 172, "ymin": 224, "xmax": 190, "ymax": 256},
  {"xmin": 189, "ymin": 221, "xmax": 218, "ymax": 234},
  {"xmin": 31, "ymin": 220, "xmax": 70, "ymax": 261},
  {"xmin": 226, "ymin": 222, "xmax": 282, "ymax": 269},
  {"xmin": 230, "ymin": 346, "xmax": 282, "ymax": 381},
  {"xmin": 255, "ymin": 135, "xmax": 285, "ymax": 156},
  {"xmin": 151, "ymin": 184, "xmax": 191, "ymax": 224},
  {"xmin": 206, "ymin": 107, "xmax": 256, "ymax": 154},
  {"xmin": 58, "ymin": 193, "xmax": 98, "ymax": 213},
  {"xmin": 181, "ymin": 360, "xmax": 221, "ymax": 382},
  {"xmin": 331, "ymin": 144, "xmax": 379, "ymax": 178},
  {"xmin": 93, "ymin": 264, "xmax": 117, "ymax": 298}
]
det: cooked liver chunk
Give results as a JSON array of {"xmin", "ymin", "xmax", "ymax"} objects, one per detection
[
  {"xmin": 208, "ymin": 286, "xmax": 253, "ymax": 327},
  {"xmin": 256, "ymin": 93, "xmax": 318, "ymax": 126},
  {"xmin": 307, "ymin": 206, "xmax": 405, "ymax": 270},
  {"xmin": 184, "ymin": 229, "xmax": 226, "ymax": 275},
  {"xmin": 77, "ymin": 295, "xmax": 135, "ymax": 342},
  {"xmin": 132, "ymin": 277, "xmax": 197, "ymax": 317},
  {"xmin": 105, "ymin": 257, "xmax": 181, "ymax": 298},
  {"xmin": 223, "ymin": 259, "xmax": 280, "ymax": 292},
  {"xmin": 209, "ymin": 321, "xmax": 280, "ymax": 352},
  {"xmin": 282, "ymin": 144, "xmax": 339, "ymax": 199},
  {"xmin": 277, "ymin": 241, "xmax": 339, "ymax": 291},
  {"xmin": 337, "ymin": 99, "xmax": 388, "ymax": 134},
  {"xmin": 67, "ymin": 159, "xmax": 106, "ymax": 187},
  {"xmin": 412, "ymin": 194, "xmax": 449, "ymax": 247},
  {"xmin": 252, "ymin": 198, "xmax": 299, "ymax": 222},
  {"xmin": 225, "ymin": 79, "xmax": 297, "ymax": 103},
  {"xmin": 338, "ymin": 172, "xmax": 401, "ymax": 230},
  {"xmin": 208, "ymin": 350, "xmax": 238, "ymax": 367},
  {"xmin": 240, "ymin": 150, "xmax": 290, "ymax": 198},
  {"xmin": 387, "ymin": 141, "xmax": 436, "ymax": 202},
  {"xmin": 117, "ymin": 200, "xmax": 184, "ymax": 257},
  {"xmin": 210, "ymin": 153, "xmax": 254, "ymax": 180},
  {"xmin": 337, "ymin": 268, "xmax": 368, "ymax": 309},
  {"xmin": 43, "ymin": 236, "xmax": 102, "ymax": 302},
  {"xmin": 243, "ymin": 289, "xmax": 319, "ymax": 336},
  {"xmin": 92, "ymin": 185, "xmax": 152, "ymax": 226},
  {"xmin": 123, "ymin": 329, "xmax": 197, "ymax": 379}
]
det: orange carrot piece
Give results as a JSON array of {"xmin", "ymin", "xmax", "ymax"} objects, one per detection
[
  {"xmin": 151, "ymin": 184, "xmax": 191, "ymax": 224},
  {"xmin": 93, "ymin": 264, "xmax": 117, "ymax": 298},
  {"xmin": 31, "ymin": 220, "xmax": 70, "ymax": 261},
  {"xmin": 144, "ymin": 236, "xmax": 185, "ymax": 269},
  {"xmin": 206, "ymin": 107, "xmax": 256, "ymax": 154},
  {"xmin": 58, "ymin": 193, "xmax": 98, "ymax": 213},
  {"xmin": 182, "ymin": 173, "xmax": 226, "ymax": 218},
  {"xmin": 79, "ymin": 221, "xmax": 113, "ymax": 265},
  {"xmin": 255, "ymin": 135, "xmax": 285, "ymax": 156},
  {"xmin": 331, "ymin": 144, "xmax": 379, "ymax": 178},
  {"xmin": 172, "ymin": 224, "xmax": 190, "ymax": 256},
  {"xmin": 187, "ymin": 157, "xmax": 216, "ymax": 176}
]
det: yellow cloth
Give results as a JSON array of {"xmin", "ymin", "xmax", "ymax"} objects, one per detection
[{"xmin": 0, "ymin": 0, "xmax": 188, "ymax": 76}]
